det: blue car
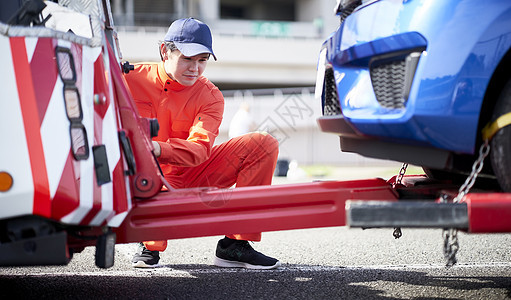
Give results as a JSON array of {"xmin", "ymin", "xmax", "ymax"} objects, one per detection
[{"xmin": 316, "ymin": 0, "xmax": 511, "ymax": 191}]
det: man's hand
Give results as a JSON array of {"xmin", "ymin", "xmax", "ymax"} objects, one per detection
[{"xmin": 152, "ymin": 141, "xmax": 161, "ymax": 157}]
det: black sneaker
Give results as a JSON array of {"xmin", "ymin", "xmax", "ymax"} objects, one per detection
[
  {"xmin": 132, "ymin": 243, "xmax": 160, "ymax": 268},
  {"xmin": 214, "ymin": 238, "xmax": 281, "ymax": 269}
]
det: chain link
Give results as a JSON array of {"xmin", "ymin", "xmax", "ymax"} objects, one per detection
[
  {"xmin": 393, "ymin": 163, "xmax": 409, "ymax": 188},
  {"xmin": 453, "ymin": 140, "xmax": 491, "ymax": 203},
  {"xmin": 391, "ymin": 163, "xmax": 408, "ymax": 239},
  {"xmin": 392, "ymin": 227, "xmax": 402, "ymax": 239},
  {"xmin": 443, "ymin": 228, "xmax": 459, "ymax": 267},
  {"xmin": 443, "ymin": 140, "xmax": 491, "ymax": 267}
]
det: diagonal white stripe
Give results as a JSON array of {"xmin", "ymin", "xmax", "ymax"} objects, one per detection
[
  {"xmin": 0, "ymin": 36, "xmax": 34, "ymax": 218},
  {"xmin": 41, "ymin": 78, "xmax": 69, "ymax": 199}
]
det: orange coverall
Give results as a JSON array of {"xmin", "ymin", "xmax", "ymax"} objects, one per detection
[{"xmin": 124, "ymin": 62, "xmax": 279, "ymax": 251}]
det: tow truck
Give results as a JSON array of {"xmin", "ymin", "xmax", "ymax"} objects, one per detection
[{"xmin": 1, "ymin": 0, "xmax": 510, "ymax": 269}]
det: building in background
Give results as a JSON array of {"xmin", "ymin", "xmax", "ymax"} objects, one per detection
[
  {"xmin": 112, "ymin": 0, "xmax": 337, "ymax": 90},
  {"xmin": 112, "ymin": 0, "xmax": 393, "ymax": 167}
]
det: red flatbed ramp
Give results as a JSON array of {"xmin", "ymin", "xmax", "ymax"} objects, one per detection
[{"xmin": 114, "ymin": 178, "xmax": 397, "ymax": 243}]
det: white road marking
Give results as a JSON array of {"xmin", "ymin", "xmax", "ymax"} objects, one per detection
[{"xmin": 11, "ymin": 262, "xmax": 511, "ymax": 278}]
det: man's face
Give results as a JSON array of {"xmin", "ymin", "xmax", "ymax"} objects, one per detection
[{"xmin": 163, "ymin": 47, "xmax": 209, "ymax": 86}]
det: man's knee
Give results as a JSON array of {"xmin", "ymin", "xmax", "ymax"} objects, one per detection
[{"xmin": 248, "ymin": 132, "xmax": 279, "ymax": 153}]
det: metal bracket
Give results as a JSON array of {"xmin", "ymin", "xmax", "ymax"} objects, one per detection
[{"xmin": 347, "ymin": 200, "xmax": 469, "ymax": 229}]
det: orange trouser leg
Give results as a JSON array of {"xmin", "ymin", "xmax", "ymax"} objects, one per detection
[
  {"xmin": 143, "ymin": 240, "xmax": 167, "ymax": 251},
  {"xmin": 166, "ymin": 132, "xmax": 279, "ymax": 189},
  {"xmin": 162, "ymin": 132, "xmax": 279, "ymax": 242},
  {"xmin": 225, "ymin": 233, "xmax": 262, "ymax": 242}
]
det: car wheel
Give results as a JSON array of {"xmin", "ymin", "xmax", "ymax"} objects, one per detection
[
  {"xmin": 490, "ymin": 79, "xmax": 511, "ymax": 192},
  {"xmin": 422, "ymin": 166, "xmax": 499, "ymax": 189},
  {"xmin": 422, "ymin": 167, "xmax": 466, "ymax": 184}
]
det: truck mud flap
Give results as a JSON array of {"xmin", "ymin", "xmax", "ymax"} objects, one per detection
[{"xmin": 0, "ymin": 231, "xmax": 69, "ymax": 266}]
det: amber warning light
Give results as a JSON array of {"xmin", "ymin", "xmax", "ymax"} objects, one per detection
[{"xmin": 0, "ymin": 172, "xmax": 13, "ymax": 192}]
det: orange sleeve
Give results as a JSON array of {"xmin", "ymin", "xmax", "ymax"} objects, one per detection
[
  {"xmin": 157, "ymin": 88, "xmax": 224, "ymax": 167},
  {"xmin": 124, "ymin": 64, "xmax": 224, "ymax": 167}
]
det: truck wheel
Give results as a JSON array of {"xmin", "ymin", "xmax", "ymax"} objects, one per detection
[
  {"xmin": 95, "ymin": 232, "xmax": 116, "ymax": 268},
  {"xmin": 490, "ymin": 79, "xmax": 511, "ymax": 192}
]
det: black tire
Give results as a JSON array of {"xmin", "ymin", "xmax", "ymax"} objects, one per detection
[
  {"xmin": 490, "ymin": 79, "xmax": 511, "ymax": 192},
  {"xmin": 422, "ymin": 167, "xmax": 467, "ymax": 184},
  {"xmin": 422, "ymin": 166, "xmax": 499, "ymax": 189}
]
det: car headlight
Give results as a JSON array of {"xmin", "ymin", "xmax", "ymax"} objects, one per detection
[
  {"xmin": 335, "ymin": 0, "xmax": 376, "ymax": 21},
  {"xmin": 334, "ymin": 0, "xmax": 360, "ymax": 14},
  {"xmin": 315, "ymin": 47, "xmax": 328, "ymax": 102}
]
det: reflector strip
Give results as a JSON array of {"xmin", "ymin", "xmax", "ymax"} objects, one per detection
[{"xmin": 10, "ymin": 37, "xmax": 51, "ymax": 217}]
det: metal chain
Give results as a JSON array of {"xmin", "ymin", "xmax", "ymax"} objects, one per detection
[
  {"xmin": 392, "ymin": 163, "xmax": 408, "ymax": 239},
  {"xmin": 393, "ymin": 163, "xmax": 409, "ymax": 188},
  {"xmin": 453, "ymin": 140, "xmax": 491, "ymax": 203},
  {"xmin": 393, "ymin": 227, "xmax": 402, "ymax": 239},
  {"xmin": 443, "ymin": 140, "xmax": 491, "ymax": 267},
  {"xmin": 443, "ymin": 228, "xmax": 459, "ymax": 267}
]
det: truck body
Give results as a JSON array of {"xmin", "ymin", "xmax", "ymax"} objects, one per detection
[{"xmin": 1, "ymin": 0, "xmax": 511, "ymax": 268}]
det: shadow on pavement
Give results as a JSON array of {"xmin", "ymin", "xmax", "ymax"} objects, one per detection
[{"xmin": 2, "ymin": 263, "xmax": 511, "ymax": 300}]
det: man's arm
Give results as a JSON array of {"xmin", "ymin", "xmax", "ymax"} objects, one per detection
[{"xmin": 156, "ymin": 95, "xmax": 224, "ymax": 167}]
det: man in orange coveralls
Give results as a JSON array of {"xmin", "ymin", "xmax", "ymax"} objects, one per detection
[{"xmin": 124, "ymin": 17, "xmax": 281, "ymax": 269}]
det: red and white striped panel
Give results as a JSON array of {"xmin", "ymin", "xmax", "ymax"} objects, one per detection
[{"xmin": 0, "ymin": 35, "xmax": 131, "ymax": 228}]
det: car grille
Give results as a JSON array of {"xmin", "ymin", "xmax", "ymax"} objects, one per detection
[
  {"xmin": 323, "ymin": 67, "xmax": 341, "ymax": 116},
  {"xmin": 370, "ymin": 59, "xmax": 407, "ymax": 109},
  {"xmin": 369, "ymin": 51, "xmax": 422, "ymax": 109}
]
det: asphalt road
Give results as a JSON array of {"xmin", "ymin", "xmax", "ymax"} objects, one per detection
[
  {"xmin": 1, "ymin": 167, "xmax": 511, "ymax": 299},
  {"xmin": 1, "ymin": 227, "xmax": 511, "ymax": 300}
]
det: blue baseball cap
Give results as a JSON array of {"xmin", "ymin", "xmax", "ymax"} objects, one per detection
[{"xmin": 164, "ymin": 18, "xmax": 217, "ymax": 61}]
